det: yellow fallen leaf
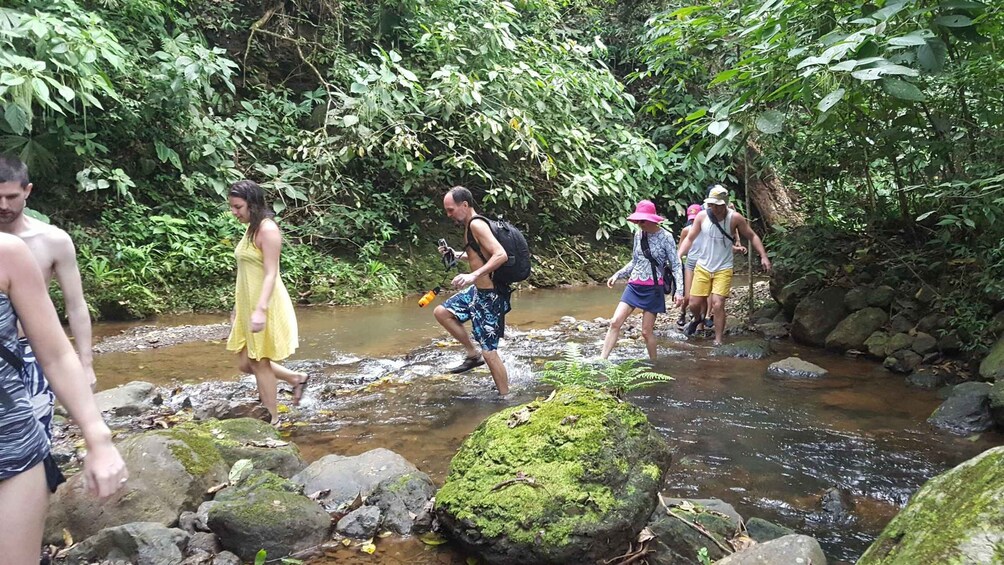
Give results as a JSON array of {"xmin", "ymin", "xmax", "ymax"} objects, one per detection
[
  {"xmin": 341, "ymin": 539, "xmax": 352, "ymax": 547},
  {"xmin": 61, "ymin": 528, "xmax": 73, "ymax": 547},
  {"xmin": 360, "ymin": 541, "xmax": 376, "ymax": 554},
  {"xmin": 277, "ymin": 404, "xmax": 291, "ymax": 414}
]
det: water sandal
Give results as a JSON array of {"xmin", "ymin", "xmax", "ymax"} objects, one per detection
[
  {"xmin": 684, "ymin": 319, "xmax": 702, "ymax": 337},
  {"xmin": 448, "ymin": 355, "xmax": 485, "ymax": 374},
  {"xmin": 676, "ymin": 314, "xmax": 686, "ymax": 329}
]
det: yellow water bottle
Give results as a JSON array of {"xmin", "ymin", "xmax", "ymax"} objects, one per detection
[{"xmin": 418, "ymin": 287, "xmax": 440, "ymax": 308}]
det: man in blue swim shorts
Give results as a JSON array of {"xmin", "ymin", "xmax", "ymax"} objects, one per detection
[{"xmin": 434, "ymin": 186, "xmax": 512, "ymax": 395}]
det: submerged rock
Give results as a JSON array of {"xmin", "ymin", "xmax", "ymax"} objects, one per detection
[
  {"xmin": 435, "ymin": 386, "xmax": 671, "ymax": 565},
  {"xmin": 64, "ymin": 522, "xmax": 189, "ymax": 565},
  {"xmin": 713, "ymin": 339, "xmax": 774, "ymax": 360},
  {"xmin": 766, "ymin": 357, "xmax": 829, "ymax": 379},
  {"xmin": 857, "ymin": 446, "xmax": 1004, "ymax": 564},
  {"xmin": 928, "ymin": 382, "xmax": 994, "ymax": 435}
]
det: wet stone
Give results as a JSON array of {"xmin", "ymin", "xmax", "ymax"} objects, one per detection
[
  {"xmin": 336, "ymin": 506, "xmax": 382, "ymax": 539},
  {"xmin": 927, "ymin": 382, "xmax": 994, "ymax": 435},
  {"xmin": 767, "ymin": 357, "xmax": 828, "ymax": 379},
  {"xmin": 884, "ymin": 350, "xmax": 922, "ymax": 374},
  {"xmin": 906, "ymin": 368, "xmax": 948, "ymax": 390},
  {"xmin": 745, "ymin": 517, "xmax": 796, "ymax": 543},
  {"xmin": 912, "ymin": 332, "xmax": 938, "ymax": 355},
  {"xmin": 884, "ymin": 333, "xmax": 915, "ymax": 356},
  {"xmin": 713, "ymin": 339, "xmax": 774, "ymax": 360}
]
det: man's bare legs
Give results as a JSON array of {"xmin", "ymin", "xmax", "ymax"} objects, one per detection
[
  {"xmin": 482, "ymin": 350, "xmax": 509, "ymax": 395},
  {"xmin": 0, "ymin": 463, "xmax": 48, "ymax": 565},
  {"xmin": 601, "ymin": 302, "xmax": 635, "ymax": 359},
  {"xmin": 641, "ymin": 311, "xmax": 658, "ymax": 361},
  {"xmin": 709, "ymin": 293, "xmax": 728, "ymax": 346},
  {"xmin": 434, "ymin": 305, "xmax": 479, "ymax": 359},
  {"xmin": 679, "ymin": 268, "xmax": 695, "ymax": 323}
]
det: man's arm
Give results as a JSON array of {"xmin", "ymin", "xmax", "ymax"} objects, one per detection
[
  {"xmin": 49, "ymin": 230, "xmax": 96, "ymax": 387},
  {"xmin": 678, "ymin": 212, "xmax": 704, "ymax": 258},
  {"xmin": 736, "ymin": 215, "xmax": 771, "ymax": 272}
]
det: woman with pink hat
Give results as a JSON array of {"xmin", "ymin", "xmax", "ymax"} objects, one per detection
[{"xmin": 601, "ymin": 200, "xmax": 684, "ymax": 361}]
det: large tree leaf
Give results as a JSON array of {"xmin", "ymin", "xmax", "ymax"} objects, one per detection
[
  {"xmin": 888, "ymin": 32, "xmax": 931, "ymax": 46},
  {"xmin": 938, "ymin": 0, "xmax": 985, "ymax": 8},
  {"xmin": 818, "ymin": 88, "xmax": 846, "ymax": 113},
  {"xmin": 934, "ymin": 15, "xmax": 973, "ymax": 27},
  {"xmin": 918, "ymin": 39, "xmax": 948, "ymax": 73},
  {"xmin": 882, "ymin": 78, "xmax": 927, "ymax": 102},
  {"xmin": 755, "ymin": 110, "xmax": 784, "ymax": 134},
  {"xmin": 3, "ymin": 103, "xmax": 29, "ymax": 135},
  {"xmin": 708, "ymin": 120, "xmax": 730, "ymax": 136}
]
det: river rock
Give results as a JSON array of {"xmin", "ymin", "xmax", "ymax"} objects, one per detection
[
  {"xmin": 865, "ymin": 331, "xmax": 889, "ymax": 358},
  {"xmin": 204, "ymin": 418, "xmax": 306, "ymax": 478},
  {"xmin": 844, "ymin": 287, "xmax": 870, "ymax": 311},
  {"xmin": 776, "ymin": 276, "xmax": 821, "ymax": 317},
  {"xmin": 867, "ymin": 285, "xmax": 895, "ymax": 308},
  {"xmin": 755, "ymin": 321, "xmax": 789, "ymax": 339},
  {"xmin": 990, "ymin": 381, "xmax": 1004, "ymax": 428},
  {"xmin": 336, "ymin": 506, "xmax": 382, "ymax": 539},
  {"xmin": 825, "ymin": 308, "xmax": 888, "ymax": 351},
  {"xmin": 186, "ymin": 531, "xmax": 221, "ymax": 555},
  {"xmin": 212, "ymin": 552, "xmax": 240, "ymax": 565},
  {"xmin": 644, "ymin": 497, "xmax": 740, "ymax": 565},
  {"xmin": 435, "ymin": 386, "xmax": 671, "ymax": 565},
  {"xmin": 658, "ymin": 497, "xmax": 743, "ymax": 524},
  {"xmin": 208, "ymin": 470, "xmax": 331, "ymax": 561},
  {"xmin": 938, "ymin": 332, "xmax": 962, "ymax": 355},
  {"xmin": 906, "ymin": 368, "xmax": 948, "ymax": 390},
  {"xmin": 858, "ymin": 446, "xmax": 1004, "ymax": 564},
  {"xmin": 64, "ymin": 522, "xmax": 189, "ymax": 565},
  {"xmin": 194, "ymin": 400, "xmax": 271, "ymax": 422},
  {"xmin": 369, "ymin": 472, "xmax": 437, "ymax": 535},
  {"xmin": 791, "ymin": 287, "xmax": 847, "ymax": 347},
  {"xmin": 752, "ymin": 303, "xmax": 781, "ymax": 321},
  {"xmin": 45, "ymin": 427, "xmax": 229, "ymax": 544},
  {"xmin": 94, "ymin": 381, "xmax": 157, "ymax": 416},
  {"xmin": 911, "ymin": 332, "xmax": 938, "ymax": 355},
  {"xmin": 927, "ymin": 382, "xmax": 994, "ymax": 435},
  {"xmin": 979, "ymin": 336, "xmax": 1004, "ymax": 382},
  {"xmin": 992, "ymin": 310, "xmax": 1004, "ymax": 336},
  {"xmin": 767, "ymin": 357, "xmax": 828, "ymax": 379},
  {"xmin": 745, "ymin": 517, "xmax": 796, "ymax": 542},
  {"xmin": 916, "ymin": 313, "xmax": 948, "ymax": 335},
  {"xmin": 883, "ymin": 350, "xmax": 922, "ymax": 374},
  {"xmin": 292, "ymin": 448, "xmax": 420, "ymax": 512},
  {"xmin": 889, "ymin": 313, "xmax": 915, "ymax": 334},
  {"xmin": 716, "ymin": 534, "xmax": 827, "ymax": 565},
  {"xmin": 713, "ymin": 339, "xmax": 773, "ymax": 360},
  {"xmin": 884, "ymin": 333, "xmax": 915, "ymax": 356}
]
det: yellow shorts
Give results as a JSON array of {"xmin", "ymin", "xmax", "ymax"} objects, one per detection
[{"xmin": 690, "ymin": 265, "xmax": 733, "ymax": 297}]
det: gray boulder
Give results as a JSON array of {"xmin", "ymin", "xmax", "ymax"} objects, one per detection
[
  {"xmin": 776, "ymin": 276, "xmax": 821, "ymax": 317},
  {"xmin": 844, "ymin": 287, "xmax": 870, "ymax": 311},
  {"xmin": 186, "ymin": 531, "xmax": 221, "ymax": 555},
  {"xmin": 866, "ymin": 285, "xmax": 895, "ymax": 308},
  {"xmin": 745, "ymin": 517, "xmax": 796, "ymax": 543},
  {"xmin": 716, "ymin": 534, "xmax": 827, "ymax": 565},
  {"xmin": 917, "ymin": 313, "xmax": 949, "ymax": 335},
  {"xmin": 928, "ymin": 382, "xmax": 994, "ymax": 435},
  {"xmin": 194, "ymin": 400, "xmax": 270, "ymax": 422},
  {"xmin": 858, "ymin": 446, "xmax": 1004, "ymax": 564},
  {"xmin": 755, "ymin": 321, "xmax": 788, "ymax": 339},
  {"xmin": 713, "ymin": 339, "xmax": 774, "ymax": 360},
  {"xmin": 204, "ymin": 418, "xmax": 306, "ymax": 478},
  {"xmin": 884, "ymin": 333, "xmax": 915, "ymax": 356},
  {"xmin": 292, "ymin": 448, "xmax": 421, "ymax": 512},
  {"xmin": 213, "ymin": 552, "xmax": 241, "ymax": 565},
  {"xmin": 46, "ymin": 429, "xmax": 229, "ymax": 544},
  {"xmin": 369, "ymin": 472, "xmax": 437, "ymax": 535},
  {"xmin": 752, "ymin": 303, "xmax": 780, "ymax": 321},
  {"xmin": 906, "ymin": 368, "xmax": 948, "ymax": 390},
  {"xmin": 791, "ymin": 288, "xmax": 847, "ymax": 347},
  {"xmin": 979, "ymin": 336, "xmax": 1004, "ymax": 382},
  {"xmin": 94, "ymin": 381, "xmax": 157, "ymax": 416},
  {"xmin": 208, "ymin": 470, "xmax": 331, "ymax": 561},
  {"xmin": 911, "ymin": 332, "xmax": 938, "ymax": 355},
  {"xmin": 767, "ymin": 357, "xmax": 828, "ymax": 379},
  {"xmin": 938, "ymin": 332, "xmax": 962, "ymax": 355},
  {"xmin": 64, "ymin": 522, "xmax": 189, "ymax": 565},
  {"xmin": 884, "ymin": 350, "xmax": 922, "ymax": 374},
  {"xmin": 889, "ymin": 313, "xmax": 915, "ymax": 334},
  {"xmin": 990, "ymin": 381, "xmax": 1004, "ymax": 429},
  {"xmin": 825, "ymin": 308, "xmax": 888, "ymax": 351},
  {"xmin": 436, "ymin": 387, "xmax": 671, "ymax": 565},
  {"xmin": 336, "ymin": 506, "xmax": 382, "ymax": 539},
  {"xmin": 865, "ymin": 331, "xmax": 889, "ymax": 358}
]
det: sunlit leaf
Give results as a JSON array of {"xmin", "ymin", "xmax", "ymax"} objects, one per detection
[
  {"xmin": 754, "ymin": 110, "xmax": 784, "ymax": 135},
  {"xmin": 817, "ymin": 88, "xmax": 845, "ymax": 113}
]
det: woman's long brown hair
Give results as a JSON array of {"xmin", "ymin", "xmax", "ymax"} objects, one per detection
[{"xmin": 228, "ymin": 180, "xmax": 274, "ymax": 247}]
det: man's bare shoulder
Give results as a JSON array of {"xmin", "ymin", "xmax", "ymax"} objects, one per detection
[{"xmin": 23, "ymin": 216, "xmax": 73, "ymax": 244}]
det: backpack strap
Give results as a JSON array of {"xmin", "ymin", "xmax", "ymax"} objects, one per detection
[
  {"xmin": 708, "ymin": 209, "xmax": 735, "ymax": 245},
  {"xmin": 0, "ymin": 342, "xmax": 25, "ymax": 410},
  {"xmin": 464, "ymin": 215, "xmax": 491, "ymax": 264},
  {"xmin": 639, "ymin": 233, "xmax": 662, "ymax": 284}
]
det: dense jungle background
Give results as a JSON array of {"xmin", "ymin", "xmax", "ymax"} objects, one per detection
[{"xmin": 1, "ymin": 0, "xmax": 1002, "ymax": 354}]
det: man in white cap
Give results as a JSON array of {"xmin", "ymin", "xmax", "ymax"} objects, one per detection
[{"xmin": 677, "ymin": 184, "xmax": 770, "ymax": 346}]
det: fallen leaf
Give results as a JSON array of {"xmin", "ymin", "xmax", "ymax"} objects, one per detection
[
  {"xmin": 419, "ymin": 532, "xmax": 449, "ymax": 546},
  {"xmin": 637, "ymin": 527, "xmax": 655, "ymax": 543},
  {"xmin": 61, "ymin": 529, "xmax": 73, "ymax": 547},
  {"xmin": 360, "ymin": 541, "xmax": 376, "ymax": 554}
]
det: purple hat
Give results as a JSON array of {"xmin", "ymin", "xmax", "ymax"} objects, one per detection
[{"xmin": 627, "ymin": 200, "xmax": 665, "ymax": 224}]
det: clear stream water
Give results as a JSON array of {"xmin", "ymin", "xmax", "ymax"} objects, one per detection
[{"xmin": 92, "ymin": 285, "xmax": 1001, "ymax": 564}]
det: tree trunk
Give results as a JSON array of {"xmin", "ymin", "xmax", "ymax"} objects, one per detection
[{"xmin": 734, "ymin": 141, "xmax": 803, "ymax": 230}]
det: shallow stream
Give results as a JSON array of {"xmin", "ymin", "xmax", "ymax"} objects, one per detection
[{"xmin": 92, "ymin": 285, "xmax": 1001, "ymax": 564}]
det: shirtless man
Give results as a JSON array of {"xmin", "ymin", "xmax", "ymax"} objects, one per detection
[
  {"xmin": 0, "ymin": 155, "xmax": 96, "ymax": 438},
  {"xmin": 433, "ymin": 186, "xmax": 511, "ymax": 395}
]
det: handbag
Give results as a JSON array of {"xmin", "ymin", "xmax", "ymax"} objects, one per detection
[{"xmin": 640, "ymin": 233, "xmax": 677, "ymax": 297}]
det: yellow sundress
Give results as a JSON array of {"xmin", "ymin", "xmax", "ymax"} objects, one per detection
[{"xmin": 225, "ymin": 222, "xmax": 298, "ymax": 361}]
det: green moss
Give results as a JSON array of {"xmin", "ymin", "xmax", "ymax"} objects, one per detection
[
  {"xmin": 211, "ymin": 418, "xmax": 280, "ymax": 444},
  {"xmin": 210, "ymin": 490, "xmax": 314, "ymax": 529},
  {"xmin": 858, "ymin": 447, "xmax": 1004, "ymax": 564},
  {"xmin": 160, "ymin": 425, "xmax": 225, "ymax": 477},
  {"xmin": 642, "ymin": 464, "xmax": 661, "ymax": 482},
  {"xmin": 436, "ymin": 387, "xmax": 664, "ymax": 547}
]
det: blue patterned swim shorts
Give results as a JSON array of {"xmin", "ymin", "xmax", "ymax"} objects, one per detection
[{"xmin": 442, "ymin": 286, "xmax": 512, "ymax": 352}]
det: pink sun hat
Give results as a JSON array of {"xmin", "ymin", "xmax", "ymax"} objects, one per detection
[
  {"xmin": 626, "ymin": 200, "xmax": 665, "ymax": 223},
  {"xmin": 686, "ymin": 204, "xmax": 703, "ymax": 220}
]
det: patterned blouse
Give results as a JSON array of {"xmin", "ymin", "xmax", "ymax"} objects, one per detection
[{"xmin": 613, "ymin": 229, "xmax": 684, "ymax": 296}]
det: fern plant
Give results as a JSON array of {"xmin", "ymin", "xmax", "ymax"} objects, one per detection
[{"xmin": 540, "ymin": 343, "xmax": 674, "ymax": 398}]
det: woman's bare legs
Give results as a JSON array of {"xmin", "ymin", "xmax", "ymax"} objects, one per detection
[
  {"xmin": 0, "ymin": 462, "xmax": 48, "ymax": 565},
  {"xmin": 601, "ymin": 302, "xmax": 636, "ymax": 359},
  {"xmin": 269, "ymin": 362, "xmax": 307, "ymax": 386},
  {"xmin": 641, "ymin": 311, "xmax": 658, "ymax": 361}
]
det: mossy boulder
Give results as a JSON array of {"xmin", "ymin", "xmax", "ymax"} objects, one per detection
[
  {"xmin": 825, "ymin": 307, "xmax": 888, "ymax": 351},
  {"xmin": 857, "ymin": 446, "xmax": 1004, "ymax": 564},
  {"xmin": 435, "ymin": 387, "xmax": 671, "ymax": 565},
  {"xmin": 203, "ymin": 418, "xmax": 306, "ymax": 478},
  {"xmin": 45, "ymin": 427, "xmax": 229, "ymax": 544},
  {"xmin": 979, "ymin": 336, "xmax": 1004, "ymax": 382},
  {"xmin": 208, "ymin": 469, "xmax": 331, "ymax": 561},
  {"xmin": 645, "ymin": 498, "xmax": 740, "ymax": 564}
]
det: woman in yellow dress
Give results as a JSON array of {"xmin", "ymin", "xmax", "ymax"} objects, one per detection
[{"xmin": 225, "ymin": 180, "xmax": 307, "ymax": 425}]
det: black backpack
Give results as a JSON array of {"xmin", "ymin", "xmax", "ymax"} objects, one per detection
[{"xmin": 466, "ymin": 215, "xmax": 532, "ymax": 289}]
